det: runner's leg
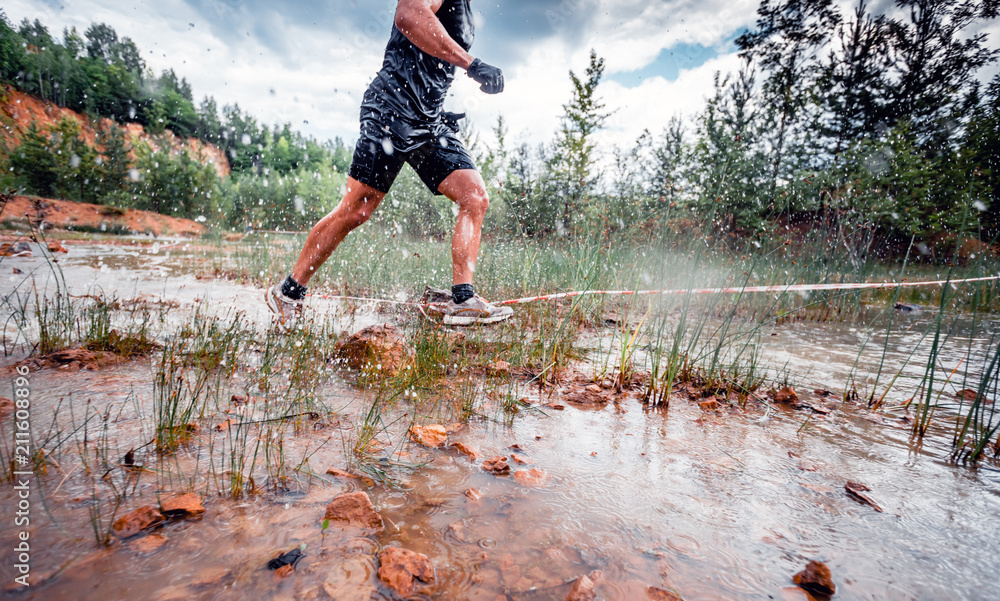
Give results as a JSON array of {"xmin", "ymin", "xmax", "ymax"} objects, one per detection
[
  {"xmin": 290, "ymin": 177, "xmax": 385, "ymax": 286},
  {"xmin": 437, "ymin": 169, "xmax": 489, "ymax": 286}
]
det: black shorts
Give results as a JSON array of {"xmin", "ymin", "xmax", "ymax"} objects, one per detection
[{"xmin": 348, "ymin": 129, "xmax": 477, "ymax": 196}]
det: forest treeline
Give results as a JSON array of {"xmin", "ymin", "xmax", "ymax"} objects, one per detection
[{"xmin": 1, "ymin": 1, "xmax": 999, "ymax": 259}]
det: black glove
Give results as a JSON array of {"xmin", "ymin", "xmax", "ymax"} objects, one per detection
[
  {"xmin": 467, "ymin": 58, "xmax": 504, "ymax": 94},
  {"xmin": 441, "ymin": 111, "xmax": 466, "ymax": 133}
]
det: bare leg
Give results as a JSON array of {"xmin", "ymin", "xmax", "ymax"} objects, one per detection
[
  {"xmin": 437, "ymin": 169, "xmax": 490, "ymax": 286},
  {"xmin": 291, "ymin": 177, "xmax": 386, "ymax": 286}
]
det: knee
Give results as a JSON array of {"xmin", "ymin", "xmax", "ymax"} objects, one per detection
[
  {"xmin": 332, "ymin": 199, "xmax": 375, "ymax": 230},
  {"xmin": 345, "ymin": 206, "xmax": 374, "ymax": 229},
  {"xmin": 460, "ymin": 187, "xmax": 490, "ymax": 217}
]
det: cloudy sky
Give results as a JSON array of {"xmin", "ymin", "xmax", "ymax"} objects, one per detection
[{"xmin": 5, "ymin": 0, "xmax": 999, "ymax": 155}]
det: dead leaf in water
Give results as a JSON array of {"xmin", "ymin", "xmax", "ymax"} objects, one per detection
[{"xmin": 845, "ymin": 481, "xmax": 883, "ymax": 512}]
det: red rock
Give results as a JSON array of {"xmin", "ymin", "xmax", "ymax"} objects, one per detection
[
  {"xmin": 332, "ymin": 325, "xmax": 414, "ymax": 376},
  {"xmin": 563, "ymin": 387, "xmax": 608, "ymax": 406},
  {"xmin": 323, "ymin": 491, "xmax": 384, "ymax": 533},
  {"xmin": 646, "ymin": 586, "xmax": 682, "ymax": 601},
  {"xmin": 113, "ymin": 505, "xmax": 165, "ymax": 538},
  {"xmin": 464, "ymin": 488, "xmax": 483, "ymax": 501},
  {"xmin": 792, "ymin": 560, "xmax": 836, "ymax": 596},
  {"xmin": 190, "ymin": 566, "xmax": 231, "ymax": 586},
  {"xmin": 47, "ymin": 241, "xmax": 69, "ymax": 253},
  {"xmin": 448, "ymin": 442, "xmax": 478, "ymax": 460},
  {"xmin": 698, "ymin": 398, "xmax": 720, "ymax": 411},
  {"xmin": 275, "ymin": 564, "xmax": 294, "ymax": 579},
  {"xmin": 509, "ymin": 453, "xmax": 530, "ymax": 464},
  {"xmin": 409, "ymin": 424, "xmax": 448, "ymax": 448},
  {"xmin": 160, "ymin": 493, "xmax": 205, "ymax": 517},
  {"xmin": 956, "ymin": 388, "xmax": 977, "ymax": 401},
  {"xmin": 567, "ymin": 574, "xmax": 597, "ymax": 601},
  {"xmin": 482, "ymin": 456, "xmax": 510, "ymax": 475},
  {"xmin": 131, "ymin": 533, "xmax": 168, "ymax": 554},
  {"xmin": 770, "ymin": 387, "xmax": 799, "ymax": 403},
  {"xmin": 447, "ymin": 521, "xmax": 467, "ymax": 542},
  {"xmin": 499, "ymin": 554, "xmax": 521, "ymax": 585},
  {"xmin": 513, "ymin": 468, "xmax": 547, "ymax": 486},
  {"xmin": 326, "ymin": 467, "xmax": 375, "ymax": 486},
  {"xmin": 377, "ymin": 547, "xmax": 434, "ymax": 597},
  {"xmin": 585, "ymin": 384, "xmax": 602, "ymax": 393},
  {"xmin": 544, "ymin": 402, "xmax": 566, "ymax": 410}
]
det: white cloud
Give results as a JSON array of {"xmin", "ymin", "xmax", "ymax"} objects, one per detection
[{"xmin": 8, "ymin": 0, "xmax": 994, "ymax": 168}]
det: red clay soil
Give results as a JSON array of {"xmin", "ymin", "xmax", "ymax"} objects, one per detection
[
  {"xmin": 1, "ymin": 195, "xmax": 205, "ymax": 237},
  {"xmin": 1, "ymin": 88, "xmax": 229, "ymax": 178}
]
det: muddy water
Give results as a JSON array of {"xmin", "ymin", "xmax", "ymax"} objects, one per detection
[
  {"xmin": 2, "ymin": 241, "xmax": 999, "ymax": 600},
  {"xmin": 1, "ymin": 241, "xmax": 383, "ymax": 340}
]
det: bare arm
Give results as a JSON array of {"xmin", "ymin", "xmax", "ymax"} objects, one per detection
[{"xmin": 394, "ymin": 0, "xmax": 475, "ymax": 70}]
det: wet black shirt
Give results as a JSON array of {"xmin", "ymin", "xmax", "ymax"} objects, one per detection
[{"xmin": 360, "ymin": 0, "xmax": 474, "ymax": 151}]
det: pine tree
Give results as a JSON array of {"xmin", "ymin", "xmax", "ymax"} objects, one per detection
[
  {"xmin": 737, "ymin": 0, "xmax": 841, "ymax": 199},
  {"xmin": 549, "ymin": 50, "xmax": 610, "ymax": 235},
  {"xmin": 886, "ymin": 0, "xmax": 1000, "ymax": 147},
  {"xmin": 816, "ymin": 0, "xmax": 893, "ymax": 159}
]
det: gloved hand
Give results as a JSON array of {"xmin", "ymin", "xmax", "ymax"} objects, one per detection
[
  {"xmin": 467, "ymin": 59, "xmax": 504, "ymax": 94},
  {"xmin": 441, "ymin": 111, "xmax": 466, "ymax": 133}
]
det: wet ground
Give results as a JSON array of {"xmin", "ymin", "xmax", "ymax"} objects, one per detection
[{"xmin": 2, "ymin": 240, "xmax": 999, "ymax": 600}]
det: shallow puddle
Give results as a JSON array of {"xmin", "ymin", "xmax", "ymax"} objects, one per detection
[{"xmin": 1, "ymin": 239, "xmax": 999, "ymax": 600}]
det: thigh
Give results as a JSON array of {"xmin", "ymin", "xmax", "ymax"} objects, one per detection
[
  {"xmin": 407, "ymin": 133, "xmax": 478, "ymax": 196},
  {"xmin": 348, "ymin": 131, "xmax": 407, "ymax": 195}
]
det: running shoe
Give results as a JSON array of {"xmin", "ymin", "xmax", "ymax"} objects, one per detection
[
  {"xmin": 427, "ymin": 293, "xmax": 514, "ymax": 326},
  {"xmin": 265, "ymin": 284, "xmax": 303, "ymax": 329}
]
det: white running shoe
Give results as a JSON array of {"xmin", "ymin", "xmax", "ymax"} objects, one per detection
[
  {"xmin": 265, "ymin": 285, "xmax": 303, "ymax": 329},
  {"xmin": 427, "ymin": 293, "xmax": 514, "ymax": 326}
]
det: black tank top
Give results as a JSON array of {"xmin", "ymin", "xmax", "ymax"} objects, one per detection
[{"xmin": 360, "ymin": 0, "xmax": 475, "ymax": 151}]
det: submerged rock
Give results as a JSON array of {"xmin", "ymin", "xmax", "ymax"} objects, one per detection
[
  {"xmin": 513, "ymin": 468, "xmax": 548, "ymax": 487},
  {"xmin": 448, "ymin": 441, "xmax": 478, "ymax": 460},
  {"xmin": 792, "ymin": 560, "xmax": 836, "ymax": 597},
  {"xmin": 324, "ymin": 491, "xmax": 384, "ymax": 533},
  {"xmin": 47, "ymin": 240, "xmax": 69, "ymax": 253},
  {"xmin": 113, "ymin": 505, "xmax": 165, "ymax": 539},
  {"xmin": 377, "ymin": 547, "xmax": 435, "ymax": 597},
  {"xmin": 409, "ymin": 424, "xmax": 448, "ymax": 448},
  {"xmin": 131, "ymin": 533, "xmax": 168, "ymax": 554},
  {"xmin": 894, "ymin": 303, "xmax": 923, "ymax": 314},
  {"xmin": 566, "ymin": 573, "xmax": 597, "ymax": 601},
  {"xmin": 190, "ymin": 566, "xmax": 231, "ymax": 587},
  {"xmin": 326, "ymin": 467, "xmax": 375, "ymax": 486},
  {"xmin": 563, "ymin": 387, "xmax": 609, "ymax": 406},
  {"xmin": 482, "ymin": 456, "xmax": 511, "ymax": 475},
  {"xmin": 464, "ymin": 488, "xmax": 483, "ymax": 501},
  {"xmin": 646, "ymin": 586, "xmax": 683, "ymax": 601},
  {"xmin": 332, "ymin": 325, "xmax": 414, "ymax": 376},
  {"xmin": 160, "ymin": 493, "xmax": 205, "ymax": 517}
]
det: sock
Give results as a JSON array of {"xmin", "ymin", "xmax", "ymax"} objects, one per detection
[
  {"xmin": 280, "ymin": 275, "xmax": 308, "ymax": 301},
  {"xmin": 452, "ymin": 283, "xmax": 475, "ymax": 304}
]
